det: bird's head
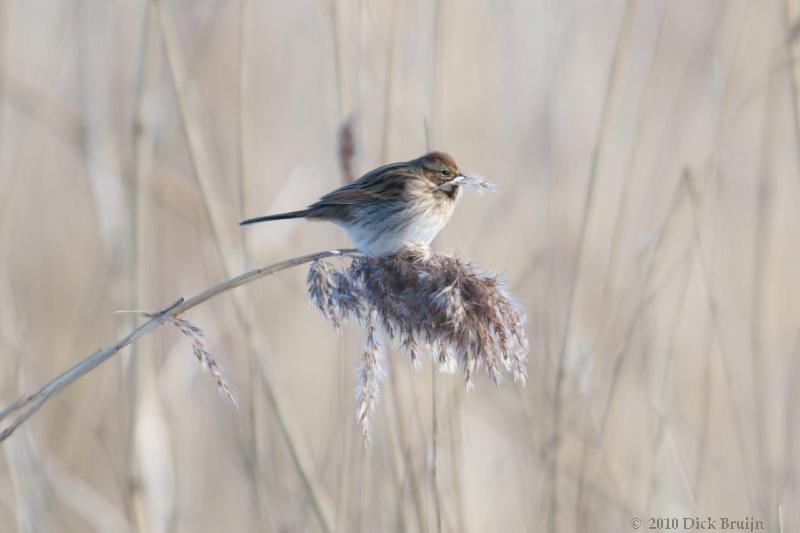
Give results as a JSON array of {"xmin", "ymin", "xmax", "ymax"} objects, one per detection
[{"xmin": 414, "ymin": 151, "xmax": 465, "ymax": 198}]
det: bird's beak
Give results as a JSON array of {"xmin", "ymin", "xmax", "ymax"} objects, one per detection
[{"xmin": 438, "ymin": 175, "xmax": 465, "ymax": 192}]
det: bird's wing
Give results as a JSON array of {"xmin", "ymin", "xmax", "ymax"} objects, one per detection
[{"xmin": 312, "ymin": 162, "xmax": 416, "ymax": 207}]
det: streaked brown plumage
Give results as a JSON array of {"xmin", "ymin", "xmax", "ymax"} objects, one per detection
[{"xmin": 241, "ymin": 151, "xmax": 468, "ymax": 256}]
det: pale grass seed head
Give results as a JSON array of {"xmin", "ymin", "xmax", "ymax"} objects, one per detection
[
  {"xmin": 354, "ymin": 311, "xmax": 385, "ymax": 444},
  {"xmin": 307, "ymin": 244, "xmax": 528, "ymax": 442},
  {"xmin": 147, "ymin": 313, "xmax": 239, "ymax": 407}
]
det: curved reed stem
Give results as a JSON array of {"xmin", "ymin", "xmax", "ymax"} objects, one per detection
[{"xmin": 0, "ymin": 248, "xmax": 357, "ymax": 442}]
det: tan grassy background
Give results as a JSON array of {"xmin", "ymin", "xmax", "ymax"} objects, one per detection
[{"xmin": 1, "ymin": 0, "xmax": 799, "ymax": 531}]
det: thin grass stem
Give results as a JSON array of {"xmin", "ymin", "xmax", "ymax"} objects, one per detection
[{"xmin": 0, "ymin": 249, "xmax": 357, "ymax": 443}]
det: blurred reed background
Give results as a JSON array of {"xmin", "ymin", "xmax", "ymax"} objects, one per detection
[{"xmin": 1, "ymin": 0, "xmax": 799, "ymax": 531}]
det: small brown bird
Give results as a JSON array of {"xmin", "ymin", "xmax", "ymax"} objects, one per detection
[{"xmin": 241, "ymin": 152, "xmax": 479, "ymax": 256}]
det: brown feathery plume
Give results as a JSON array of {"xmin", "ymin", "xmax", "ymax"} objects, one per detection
[
  {"xmin": 147, "ymin": 313, "xmax": 239, "ymax": 407},
  {"xmin": 307, "ymin": 244, "xmax": 528, "ymax": 442}
]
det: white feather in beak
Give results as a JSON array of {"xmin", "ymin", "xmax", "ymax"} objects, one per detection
[
  {"xmin": 438, "ymin": 175, "xmax": 466, "ymax": 193},
  {"xmin": 447, "ymin": 174, "xmax": 496, "ymax": 194}
]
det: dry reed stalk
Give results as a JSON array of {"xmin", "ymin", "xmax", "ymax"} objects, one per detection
[
  {"xmin": 785, "ymin": 0, "xmax": 800, "ymax": 147},
  {"xmin": 387, "ymin": 368, "xmax": 429, "ymax": 532},
  {"xmin": 599, "ymin": 10, "xmax": 666, "ymax": 307},
  {"xmin": 0, "ymin": 249, "xmax": 357, "ymax": 443},
  {"xmin": 235, "ymin": 4, "xmax": 274, "ymax": 527},
  {"xmin": 549, "ymin": 2, "xmax": 637, "ymax": 531},
  {"xmin": 684, "ymin": 171, "xmax": 755, "ymax": 504},
  {"xmin": 379, "ymin": 0, "xmax": 401, "ymax": 162},
  {"xmin": 156, "ymin": 4, "xmax": 337, "ymax": 531},
  {"xmin": 127, "ymin": 4, "xmax": 166, "ymax": 528},
  {"xmin": 431, "ymin": 364, "xmax": 442, "ymax": 533},
  {"xmin": 750, "ymin": 62, "xmax": 778, "ymax": 511}
]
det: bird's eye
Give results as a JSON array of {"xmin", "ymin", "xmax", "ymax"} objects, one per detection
[{"xmin": 441, "ymin": 170, "xmax": 450, "ymax": 177}]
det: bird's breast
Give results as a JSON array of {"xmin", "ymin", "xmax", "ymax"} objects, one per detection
[{"xmin": 337, "ymin": 200, "xmax": 453, "ymax": 256}]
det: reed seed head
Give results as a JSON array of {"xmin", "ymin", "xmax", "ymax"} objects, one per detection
[
  {"xmin": 147, "ymin": 313, "xmax": 239, "ymax": 407},
  {"xmin": 307, "ymin": 244, "xmax": 528, "ymax": 442}
]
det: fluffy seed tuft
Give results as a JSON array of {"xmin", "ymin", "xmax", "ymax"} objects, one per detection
[
  {"xmin": 459, "ymin": 174, "xmax": 497, "ymax": 193},
  {"xmin": 149, "ymin": 314, "xmax": 239, "ymax": 407},
  {"xmin": 307, "ymin": 244, "xmax": 528, "ymax": 442}
]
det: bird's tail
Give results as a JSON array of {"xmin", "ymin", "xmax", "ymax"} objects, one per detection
[{"xmin": 239, "ymin": 209, "xmax": 310, "ymax": 226}]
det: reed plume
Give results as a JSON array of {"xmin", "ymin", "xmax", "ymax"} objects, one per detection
[
  {"xmin": 150, "ymin": 314, "xmax": 239, "ymax": 407},
  {"xmin": 307, "ymin": 244, "xmax": 528, "ymax": 442}
]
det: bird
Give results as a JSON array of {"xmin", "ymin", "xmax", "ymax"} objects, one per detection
[{"xmin": 240, "ymin": 151, "xmax": 470, "ymax": 256}]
